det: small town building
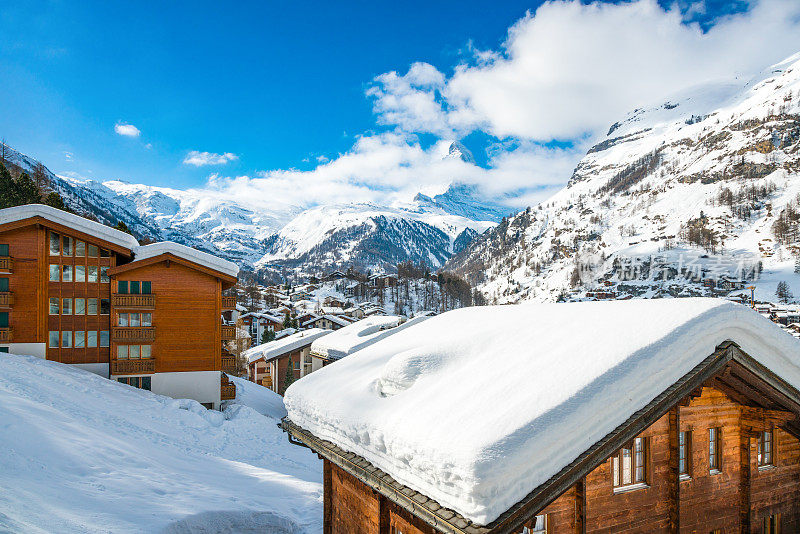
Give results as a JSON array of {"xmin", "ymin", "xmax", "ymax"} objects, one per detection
[
  {"xmin": 245, "ymin": 328, "xmax": 330, "ymax": 394},
  {"xmin": 308, "ymin": 315, "xmax": 426, "ymax": 362},
  {"xmin": 283, "ymin": 299, "xmax": 800, "ymax": 533},
  {"xmin": 240, "ymin": 311, "xmax": 284, "ymax": 344}
]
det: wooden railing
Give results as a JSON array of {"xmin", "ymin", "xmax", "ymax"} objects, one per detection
[
  {"xmin": 112, "ymin": 294, "xmax": 155, "ymax": 309},
  {"xmin": 0, "ymin": 257, "xmax": 12, "ymax": 273},
  {"xmin": 0, "ymin": 292, "xmax": 13, "ymax": 307},
  {"xmin": 221, "ymin": 353, "xmax": 237, "ymax": 373},
  {"xmin": 222, "ymin": 296, "xmax": 237, "ymax": 309},
  {"xmin": 111, "ymin": 358, "xmax": 155, "ymax": 375},
  {"xmin": 221, "ymin": 324, "xmax": 236, "ymax": 341},
  {"xmin": 112, "ymin": 327, "xmax": 156, "ymax": 342},
  {"xmin": 0, "ymin": 328, "xmax": 11, "ymax": 342},
  {"xmin": 260, "ymin": 376, "xmax": 273, "ymax": 388},
  {"xmin": 221, "ymin": 382, "xmax": 236, "ymax": 400}
]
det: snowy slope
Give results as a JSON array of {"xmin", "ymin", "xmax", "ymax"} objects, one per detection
[
  {"xmin": 0, "ymin": 353, "xmax": 321, "ymax": 533},
  {"xmin": 448, "ymin": 51, "xmax": 800, "ymax": 303}
]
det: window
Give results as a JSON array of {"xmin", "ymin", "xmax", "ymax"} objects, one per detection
[
  {"xmin": 87, "ymin": 244, "xmax": 98, "ymax": 257},
  {"xmin": 0, "ymin": 347, "xmax": 8, "ymax": 353},
  {"xmin": 62, "ymin": 236, "xmax": 72, "ymax": 256},
  {"xmin": 75, "ymin": 265, "xmax": 86, "ymax": 282},
  {"xmin": 87, "ymin": 331, "xmax": 98, "ymax": 348},
  {"xmin": 49, "ymin": 297, "xmax": 59, "ymax": 315},
  {"xmin": 100, "ymin": 266, "xmax": 109, "ymax": 283},
  {"xmin": 129, "ymin": 345, "xmax": 140, "ymax": 359},
  {"xmin": 0, "ymin": 312, "xmax": 7, "ymax": 328},
  {"xmin": 49, "ymin": 264, "xmax": 60, "ymax": 281},
  {"xmin": 49, "ymin": 331, "xmax": 59, "ymax": 348},
  {"xmin": 49, "ymin": 232, "xmax": 60, "ymax": 255},
  {"xmin": 100, "ymin": 248, "xmax": 110, "ymax": 258},
  {"xmin": 100, "ymin": 330, "xmax": 109, "ymax": 347},
  {"xmin": 679, "ymin": 431, "xmax": 692, "ymax": 478},
  {"xmin": 74, "ymin": 298, "xmax": 85, "ymax": 315},
  {"xmin": 118, "ymin": 313, "xmax": 129, "ymax": 327},
  {"xmin": 142, "ymin": 281, "xmax": 151, "ymax": 294},
  {"xmin": 117, "ymin": 377, "xmax": 151, "ymax": 391},
  {"xmin": 130, "ymin": 313, "xmax": 140, "ymax": 327},
  {"xmin": 75, "ymin": 240, "xmax": 85, "ymax": 257},
  {"xmin": 523, "ymin": 515, "xmax": 548, "ymax": 533},
  {"xmin": 117, "ymin": 345, "xmax": 128, "ymax": 359},
  {"xmin": 87, "ymin": 266, "xmax": 98, "ymax": 282},
  {"xmin": 75, "ymin": 331, "xmax": 85, "ymax": 348},
  {"xmin": 709, "ymin": 427, "xmax": 722, "ymax": 473},
  {"xmin": 61, "ymin": 331, "xmax": 72, "ymax": 348},
  {"xmin": 130, "ymin": 280, "xmax": 140, "ymax": 294},
  {"xmin": 758, "ymin": 430, "xmax": 774, "ymax": 467},
  {"xmin": 100, "ymin": 299, "xmax": 110, "ymax": 315},
  {"xmin": 118, "ymin": 281, "xmax": 129, "ymax": 294},
  {"xmin": 141, "ymin": 345, "xmax": 151, "ymax": 359},
  {"xmin": 763, "ymin": 513, "xmax": 781, "ymax": 534},
  {"xmin": 0, "ymin": 244, "xmax": 8, "ymax": 256},
  {"xmin": 62, "ymin": 298, "xmax": 72, "ymax": 315},
  {"xmin": 87, "ymin": 298, "xmax": 98, "ymax": 315},
  {"xmin": 0, "ymin": 278, "xmax": 8, "ymax": 292},
  {"xmin": 613, "ymin": 437, "xmax": 648, "ymax": 489},
  {"xmin": 141, "ymin": 313, "xmax": 152, "ymax": 327},
  {"xmin": 61, "ymin": 265, "xmax": 72, "ymax": 282}
]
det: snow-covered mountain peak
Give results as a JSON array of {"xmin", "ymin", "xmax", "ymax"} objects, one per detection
[{"xmin": 444, "ymin": 141, "xmax": 476, "ymax": 164}]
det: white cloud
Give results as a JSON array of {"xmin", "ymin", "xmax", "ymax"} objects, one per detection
[
  {"xmin": 114, "ymin": 122, "xmax": 141, "ymax": 138},
  {"xmin": 64, "ymin": 152, "xmax": 72, "ymax": 160},
  {"xmin": 183, "ymin": 150, "xmax": 239, "ymax": 167}
]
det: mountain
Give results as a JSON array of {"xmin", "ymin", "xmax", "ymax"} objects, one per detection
[
  {"xmin": 447, "ymin": 52, "xmax": 800, "ymax": 304},
  {"xmin": 1, "ymin": 141, "xmax": 507, "ymax": 278}
]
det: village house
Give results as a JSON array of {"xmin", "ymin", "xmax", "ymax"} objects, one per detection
[
  {"xmin": 283, "ymin": 299, "xmax": 800, "ymax": 533},
  {"xmin": 244, "ymin": 328, "xmax": 330, "ymax": 394},
  {"xmin": 240, "ymin": 311, "xmax": 284, "ymax": 344},
  {"xmin": 0, "ymin": 204, "xmax": 238, "ymax": 409},
  {"xmin": 302, "ymin": 314, "xmax": 352, "ymax": 331}
]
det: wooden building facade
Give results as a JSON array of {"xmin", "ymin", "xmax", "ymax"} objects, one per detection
[{"xmin": 0, "ymin": 205, "xmax": 238, "ymax": 409}]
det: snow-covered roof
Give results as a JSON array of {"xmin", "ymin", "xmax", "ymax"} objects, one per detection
[
  {"xmin": 241, "ymin": 311, "xmax": 283, "ymax": 323},
  {"xmin": 132, "ymin": 241, "xmax": 239, "ymax": 278},
  {"xmin": 285, "ymin": 298, "xmax": 800, "ymax": 524},
  {"xmin": 309, "ymin": 315, "xmax": 427, "ymax": 360},
  {"xmin": 0, "ymin": 204, "xmax": 139, "ymax": 250},
  {"xmin": 245, "ymin": 328, "xmax": 331, "ymax": 364}
]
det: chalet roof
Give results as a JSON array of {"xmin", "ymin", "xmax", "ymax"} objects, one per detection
[
  {"xmin": 284, "ymin": 298, "xmax": 800, "ymax": 526},
  {"xmin": 131, "ymin": 242, "xmax": 239, "ymax": 278},
  {"xmin": 0, "ymin": 204, "xmax": 139, "ymax": 250},
  {"xmin": 240, "ymin": 311, "xmax": 283, "ymax": 323},
  {"xmin": 245, "ymin": 328, "xmax": 330, "ymax": 364},
  {"xmin": 309, "ymin": 315, "xmax": 427, "ymax": 360}
]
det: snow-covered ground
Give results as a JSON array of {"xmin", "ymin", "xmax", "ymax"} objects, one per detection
[{"xmin": 0, "ymin": 354, "xmax": 321, "ymax": 533}]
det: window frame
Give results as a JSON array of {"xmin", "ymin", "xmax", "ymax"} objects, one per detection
[
  {"xmin": 612, "ymin": 436, "xmax": 649, "ymax": 491},
  {"xmin": 758, "ymin": 429, "xmax": 774, "ymax": 468},
  {"xmin": 49, "ymin": 232, "xmax": 60, "ymax": 255},
  {"xmin": 709, "ymin": 427, "xmax": 722, "ymax": 474},
  {"xmin": 0, "ymin": 244, "xmax": 9, "ymax": 256},
  {"xmin": 679, "ymin": 430, "xmax": 692, "ymax": 479}
]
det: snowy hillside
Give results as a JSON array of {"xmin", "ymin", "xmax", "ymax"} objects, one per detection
[
  {"xmin": 1, "ymin": 141, "xmax": 504, "ymax": 277},
  {"xmin": 447, "ymin": 52, "xmax": 800, "ymax": 304},
  {"xmin": 0, "ymin": 353, "xmax": 321, "ymax": 533}
]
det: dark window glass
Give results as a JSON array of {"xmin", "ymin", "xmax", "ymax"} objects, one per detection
[
  {"xmin": 0, "ymin": 244, "xmax": 8, "ymax": 256},
  {"xmin": 142, "ymin": 376, "xmax": 152, "ymax": 391},
  {"xmin": 100, "ymin": 248, "xmax": 110, "ymax": 258},
  {"xmin": 0, "ymin": 347, "xmax": 8, "ymax": 353},
  {"xmin": 0, "ymin": 312, "xmax": 8, "ymax": 328},
  {"xmin": 0, "ymin": 278, "xmax": 8, "ymax": 292},
  {"xmin": 142, "ymin": 281, "xmax": 151, "ymax": 294},
  {"xmin": 130, "ymin": 281, "xmax": 140, "ymax": 294},
  {"xmin": 118, "ymin": 281, "xmax": 129, "ymax": 294},
  {"xmin": 100, "ymin": 299, "xmax": 110, "ymax": 315},
  {"xmin": 117, "ymin": 378, "xmax": 127, "ymax": 384}
]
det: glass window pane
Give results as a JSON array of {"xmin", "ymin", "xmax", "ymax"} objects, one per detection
[
  {"xmin": 141, "ymin": 313, "xmax": 152, "ymax": 327},
  {"xmin": 129, "ymin": 345, "xmax": 140, "ymax": 359},
  {"xmin": 49, "ymin": 297, "xmax": 59, "ymax": 315},
  {"xmin": 87, "ymin": 331, "xmax": 97, "ymax": 347},
  {"xmin": 49, "ymin": 264, "xmax": 60, "ymax": 281},
  {"xmin": 130, "ymin": 281, "xmax": 140, "ymax": 294},
  {"xmin": 75, "ymin": 241, "xmax": 85, "ymax": 257},
  {"xmin": 49, "ymin": 232, "xmax": 60, "ymax": 255},
  {"xmin": 62, "ymin": 237, "xmax": 72, "ymax": 256},
  {"xmin": 118, "ymin": 313, "xmax": 128, "ymax": 327},
  {"xmin": 142, "ymin": 281, "xmax": 151, "ymax": 294},
  {"xmin": 100, "ymin": 267, "xmax": 109, "ymax": 283},
  {"xmin": 75, "ymin": 331, "xmax": 85, "ymax": 348},
  {"xmin": 142, "ymin": 376, "xmax": 151, "ymax": 391},
  {"xmin": 0, "ymin": 244, "xmax": 8, "ymax": 256},
  {"xmin": 118, "ymin": 281, "xmax": 128, "ymax": 294},
  {"xmin": 49, "ymin": 331, "xmax": 59, "ymax": 347},
  {"xmin": 117, "ymin": 345, "xmax": 128, "ymax": 359},
  {"xmin": 62, "ymin": 265, "xmax": 72, "ymax": 282},
  {"xmin": 141, "ymin": 345, "xmax": 151, "ymax": 359},
  {"xmin": 100, "ymin": 299, "xmax": 110, "ymax": 315},
  {"xmin": 622, "ymin": 447, "xmax": 632, "ymax": 485},
  {"xmin": 87, "ymin": 244, "xmax": 98, "ymax": 257},
  {"xmin": 130, "ymin": 313, "xmax": 140, "ymax": 327},
  {"xmin": 75, "ymin": 265, "xmax": 85, "ymax": 282},
  {"xmin": 100, "ymin": 248, "xmax": 110, "ymax": 258},
  {"xmin": 87, "ymin": 298, "xmax": 98, "ymax": 315},
  {"xmin": 100, "ymin": 330, "xmax": 109, "ymax": 347},
  {"xmin": 87, "ymin": 266, "xmax": 98, "ymax": 282},
  {"xmin": 0, "ymin": 278, "xmax": 8, "ymax": 292},
  {"xmin": 62, "ymin": 331, "xmax": 72, "ymax": 348},
  {"xmin": 75, "ymin": 298, "xmax": 85, "ymax": 315},
  {"xmin": 62, "ymin": 298, "xmax": 72, "ymax": 315}
]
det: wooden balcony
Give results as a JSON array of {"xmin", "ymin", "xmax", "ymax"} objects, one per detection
[
  {"xmin": 111, "ymin": 358, "xmax": 155, "ymax": 375},
  {"xmin": 112, "ymin": 327, "xmax": 156, "ymax": 343},
  {"xmin": 221, "ymin": 352, "xmax": 237, "ymax": 374},
  {"xmin": 222, "ymin": 296, "xmax": 237, "ymax": 310},
  {"xmin": 260, "ymin": 376, "xmax": 273, "ymax": 388},
  {"xmin": 0, "ymin": 327, "xmax": 11, "ymax": 342},
  {"xmin": 221, "ymin": 324, "xmax": 236, "ymax": 341},
  {"xmin": 112, "ymin": 294, "xmax": 155, "ymax": 309},
  {"xmin": 0, "ymin": 257, "xmax": 12, "ymax": 273},
  {"xmin": 0, "ymin": 292, "xmax": 13, "ymax": 307},
  {"xmin": 221, "ymin": 372, "xmax": 236, "ymax": 400}
]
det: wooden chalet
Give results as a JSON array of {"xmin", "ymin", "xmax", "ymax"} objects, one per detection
[
  {"xmin": 282, "ymin": 299, "xmax": 800, "ymax": 533},
  {"xmin": 0, "ymin": 205, "xmax": 239, "ymax": 409},
  {"xmin": 244, "ymin": 328, "xmax": 331, "ymax": 394}
]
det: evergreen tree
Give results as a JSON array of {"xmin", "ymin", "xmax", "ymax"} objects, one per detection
[
  {"xmin": 795, "ymin": 255, "xmax": 800, "ymax": 274},
  {"xmin": 261, "ymin": 329, "xmax": 276, "ymax": 344},
  {"xmin": 776, "ymin": 281, "xmax": 793, "ymax": 303},
  {"xmin": 114, "ymin": 220, "xmax": 132, "ymax": 234},
  {"xmin": 0, "ymin": 163, "xmax": 15, "ymax": 208},
  {"xmin": 42, "ymin": 191, "xmax": 67, "ymax": 210},
  {"xmin": 13, "ymin": 172, "xmax": 42, "ymax": 205},
  {"xmin": 283, "ymin": 359, "xmax": 295, "ymax": 392}
]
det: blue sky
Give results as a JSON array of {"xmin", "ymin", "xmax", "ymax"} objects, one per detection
[{"xmin": 1, "ymin": 1, "xmax": 799, "ymax": 208}]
